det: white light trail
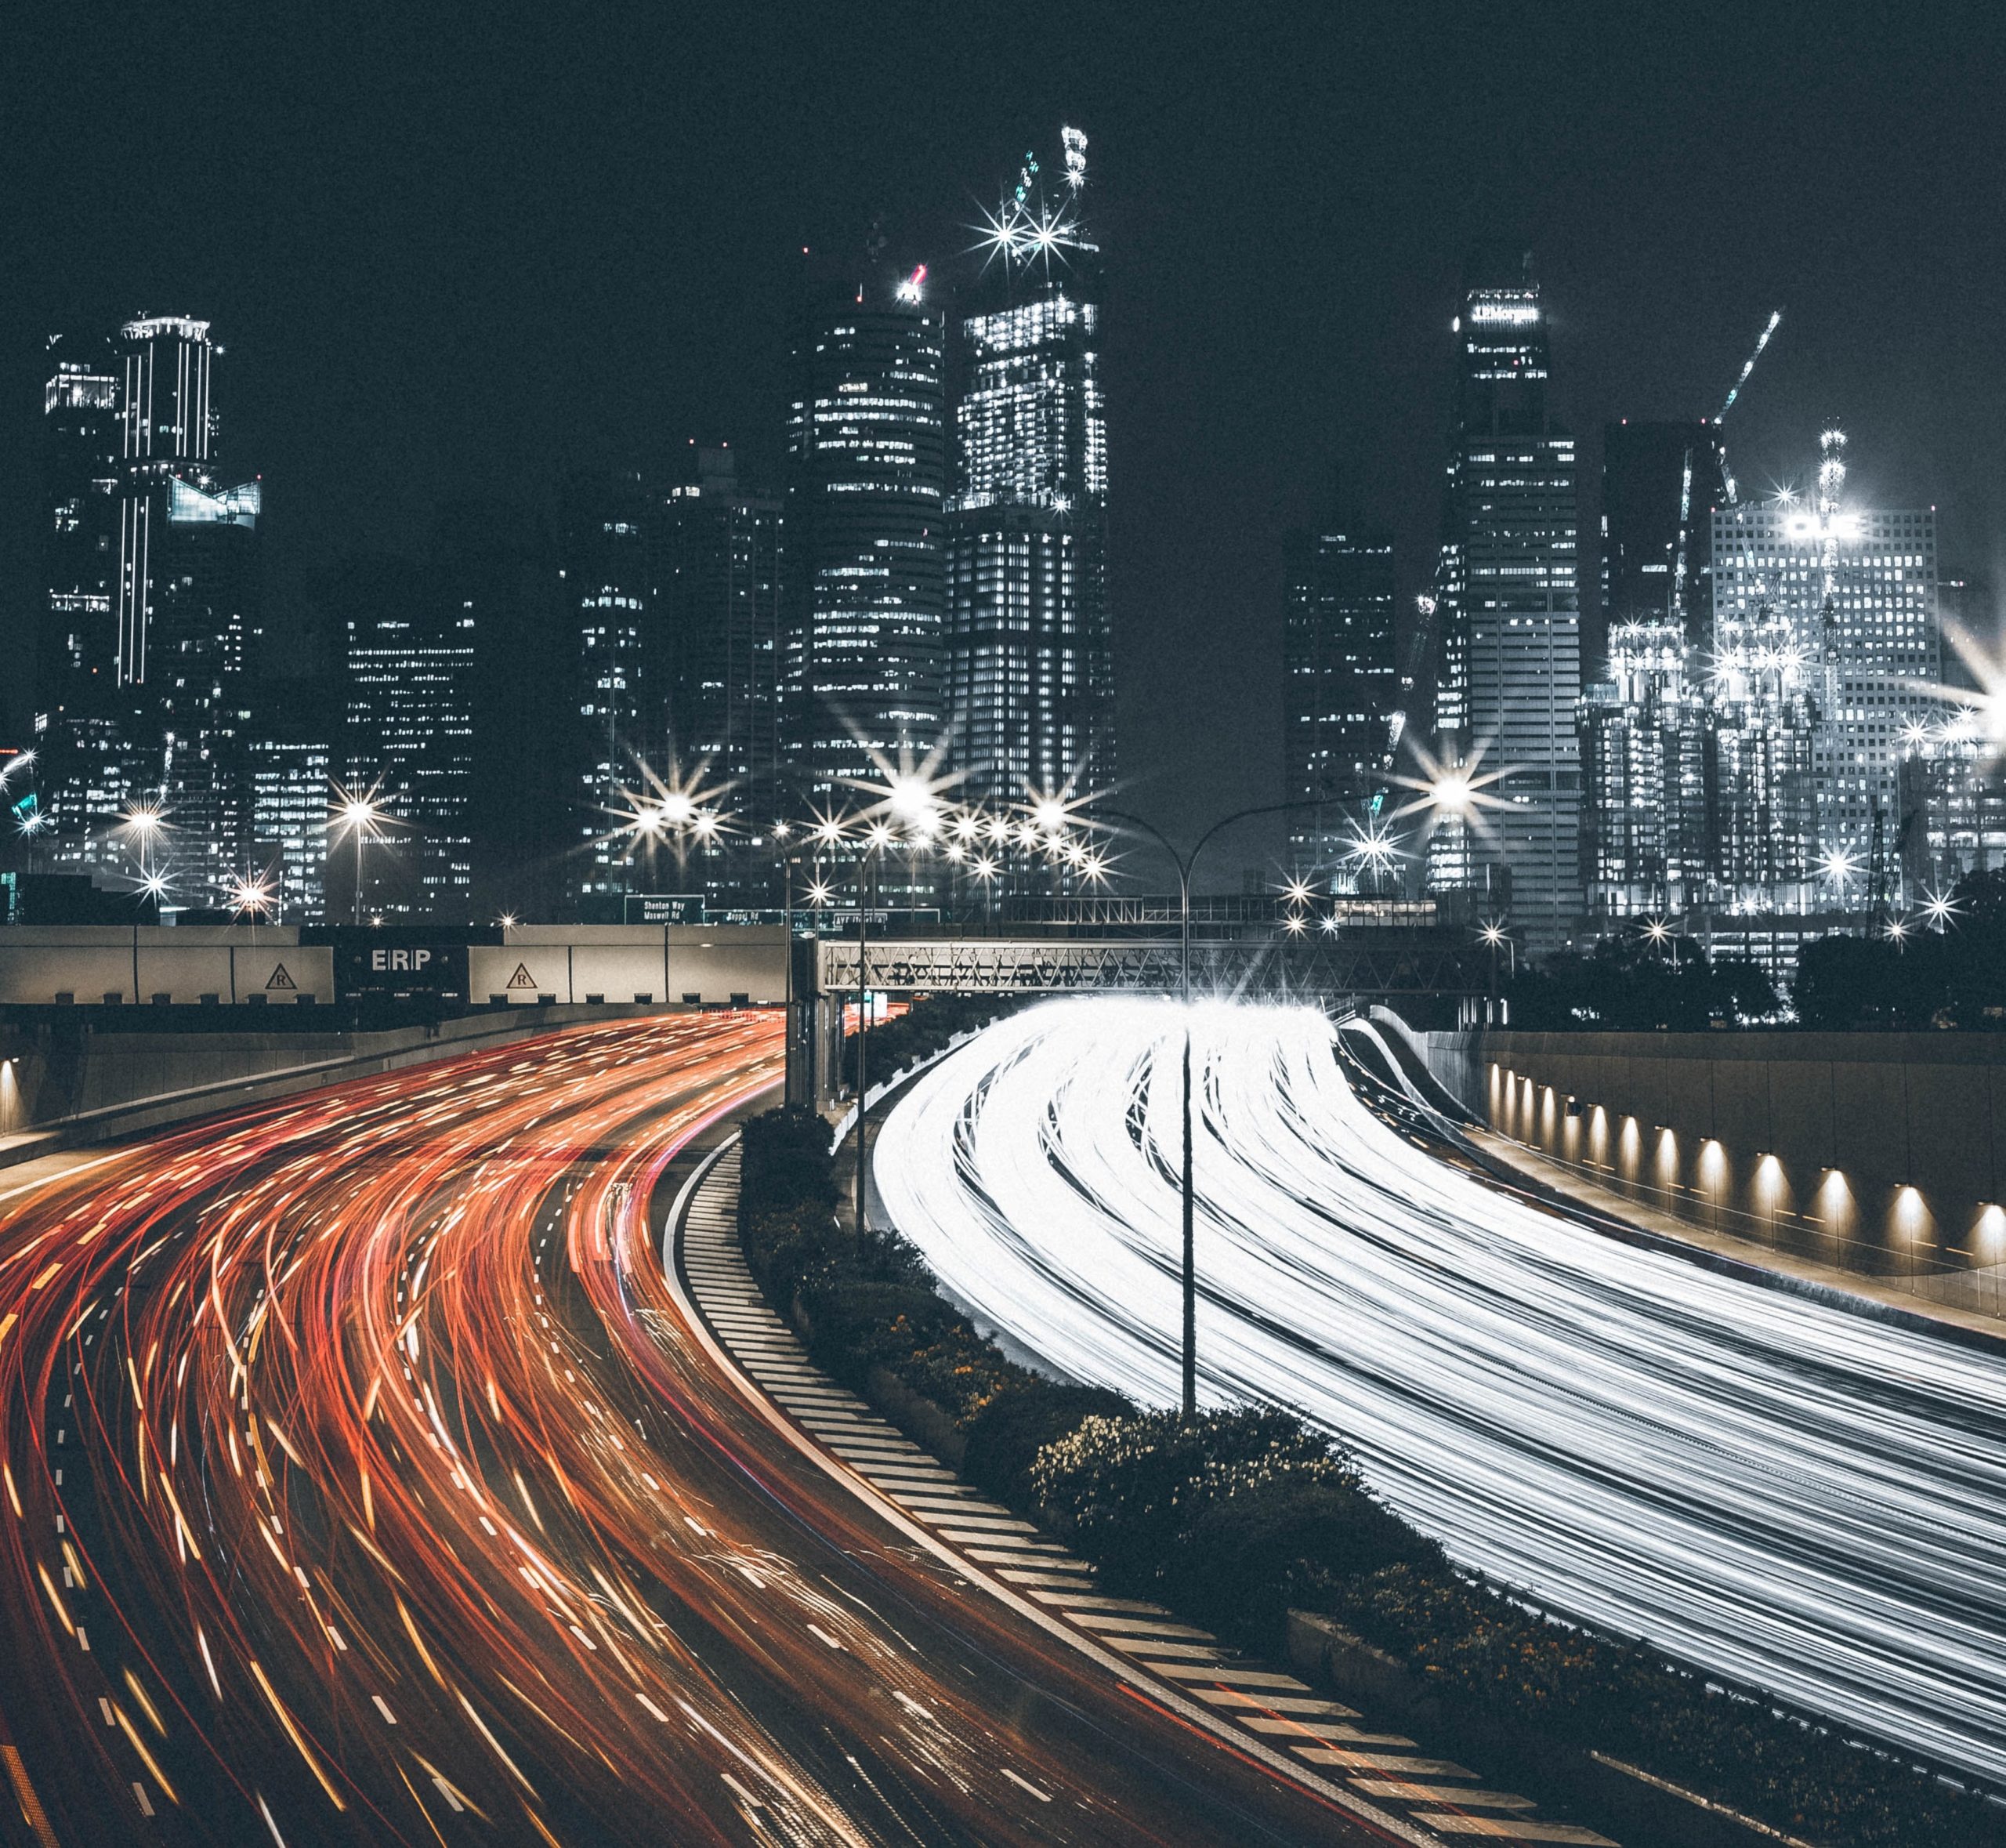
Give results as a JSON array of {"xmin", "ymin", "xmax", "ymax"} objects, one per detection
[{"xmin": 874, "ymin": 998, "xmax": 2006, "ymax": 1784}]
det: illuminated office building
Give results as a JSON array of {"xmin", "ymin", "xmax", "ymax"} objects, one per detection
[
  {"xmin": 148, "ymin": 470, "xmax": 263, "ymax": 895},
  {"xmin": 1711, "ymin": 431, "xmax": 1939, "ymax": 882},
  {"xmin": 36, "ymin": 338, "xmax": 127, "ymax": 871},
  {"xmin": 114, "ymin": 317, "xmax": 230, "ymax": 685},
  {"xmin": 563, "ymin": 469, "xmax": 652, "ymax": 908},
  {"xmin": 343, "ymin": 555, "xmax": 473, "ymax": 920},
  {"xmin": 118, "ymin": 317, "xmax": 259, "ymax": 891},
  {"xmin": 656, "ymin": 446, "xmax": 784, "ymax": 906},
  {"xmin": 1282, "ymin": 509, "xmax": 1396, "ymax": 879},
  {"xmin": 1704, "ymin": 600, "xmax": 1819, "ymax": 908},
  {"xmin": 1429, "ymin": 250, "xmax": 1584, "ymax": 940},
  {"xmin": 947, "ymin": 125, "xmax": 1113, "ymax": 812},
  {"xmin": 1897, "ymin": 719, "xmax": 2006, "ymax": 893},
  {"xmin": 247, "ymin": 726, "xmax": 331, "ymax": 922},
  {"xmin": 783, "ymin": 252, "xmax": 947, "ymax": 813},
  {"xmin": 1576, "ymin": 620, "xmax": 1708, "ymax": 915},
  {"xmin": 35, "ymin": 316, "xmax": 265, "ymax": 898}
]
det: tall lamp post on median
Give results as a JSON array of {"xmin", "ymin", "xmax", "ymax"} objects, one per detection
[
  {"xmin": 852, "ymin": 819, "xmax": 898, "ymax": 1234},
  {"xmin": 331, "ymin": 784, "xmax": 393, "ymax": 928},
  {"xmin": 1099, "ymin": 799, "xmax": 1330, "ymax": 1418}
]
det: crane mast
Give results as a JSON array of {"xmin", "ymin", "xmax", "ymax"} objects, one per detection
[{"xmin": 1716, "ymin": 309, "xmax": 1783, "ymax": 505}]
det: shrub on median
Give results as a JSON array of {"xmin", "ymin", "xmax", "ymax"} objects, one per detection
[
  {"xmin": 735, "ymin": 1096, "xmax": 1037, "ymax": 1425},
  {"xmin": 1322, "ymin": 1562, "xmax": 1997, "ymax": 1848},
  {"xmin": 960, "ymin": 1382, "xmax": 1138, "ymax": 1506}
]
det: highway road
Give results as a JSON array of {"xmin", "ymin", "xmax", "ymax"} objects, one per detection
[
  {"xmin": 0, "ymin": 1012, "xmax": 1378, "ymax": 1846},
  {"xmin": 872, "ymin": 997, "xmax": 2006, "ymax": 1787}
]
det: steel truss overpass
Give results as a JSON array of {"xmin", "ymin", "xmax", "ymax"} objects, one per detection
[
  {"xmin": 799, "ymin": 933, "xmax": 1486, "ymax": 1103},
  {"xmin": 812, "ymin": 935, "xmax": 1479, "ymax": 998}
]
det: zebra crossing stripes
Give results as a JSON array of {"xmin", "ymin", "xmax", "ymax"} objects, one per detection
[{"xmin": 675, "ymin": 1135, "xmax": 1618, "ymax": 1848}]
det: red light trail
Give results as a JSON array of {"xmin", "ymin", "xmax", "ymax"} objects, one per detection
[{"xmin": 0, "ymin": 1014, "xmax": 1371, "ymax": 1846}]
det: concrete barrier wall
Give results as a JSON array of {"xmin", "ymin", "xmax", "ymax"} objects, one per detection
[
  {"xmin": 0, "ymin": 925, "xmax": 794, "ymax": 1008},
  {"xmin": 475, "ymin": 927, "xmax": 789, "ymax": 1007},
  {"xmin": 1421, "ymin": 1028, "xmax": 2006, "ymax": 1291},
  {"xmin": 0, "ymin": 1005, "xmax": 675, "ymax": 1165},
  {"xmin": 0, "ymin": 927, "xmax": 332, "ymax": 1006}
]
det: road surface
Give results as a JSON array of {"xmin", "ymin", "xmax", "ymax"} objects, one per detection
[
  {"xmin": 0, "ymin": 1012, "xmax": 1380, "ymax": 1846},
  {"xmin": 873, "ymin": 997, "xmax": 2006, "ymax": 1785}
]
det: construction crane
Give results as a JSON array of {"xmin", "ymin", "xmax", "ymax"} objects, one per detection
[
  {"xmin": 1382, "ymin": 591, "xmax": 1439, "ymax": 770},
  {"xmin": 1668, "ymin": 309, "xmax": 1783, "ymax": 628},
  {"xmin": 1715, "ymin": 309, "xmax": 1783, "ymax": 506}
]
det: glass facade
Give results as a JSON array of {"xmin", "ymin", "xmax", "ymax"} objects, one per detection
[
  {"xmin": 947, "ymin": 128, "xmax": 1113, "ymax": 813},
  {"xmin": 37, "ymin": 342, "xmax": 126, "ymax": 875},
  {"xmin": 248, "ymin": 734, "xmax": 331, "ymax": 922},
  {"xmin": 1576, "ymin": 620, "xmax": 1711, "ymax": 915},
  {"xmin": 1283, "ymin": 517, "xmax": 1396, "ymax": 879},
  {"xmin": 344, "ymin": 556, "xmax": 474, "ymax": 920},
  {"xmin": 34, "ymin": 316, "xmax": 265, "ymax": 903},
  {"xmin": 784, "ymin": 265, "xmax": 947, "ymax": 813},
  {"xmin": 563, "ymin": 470, "xmax": 653, "ymax": 906},
  {"xmin": 657, "ymin": 448, "xmax": 784, "ymax": 905},
  {"xmin": 1431, "ymin": 252, "xmax": 1584, "ymax": 940},
  {"xmin": 1711, "ymin": 438, "xmax": 1939, "ymax": 873}
]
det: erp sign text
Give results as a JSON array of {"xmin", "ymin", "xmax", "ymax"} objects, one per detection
[
  {"xmin": 371, "ymin": 947, "xmax": 433, "ymax": 973},
  {"xmin": 335, "ymin": 937, "xmax": 469, "ymax": 1001}
]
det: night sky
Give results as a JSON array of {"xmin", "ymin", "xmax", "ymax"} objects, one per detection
[{"xmin": 6, "ymin": 5, "xmax": 2004, "ymax": 873}]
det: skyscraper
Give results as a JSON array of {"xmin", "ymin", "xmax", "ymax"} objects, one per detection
[
  {"xmin": 1576, "ymin": 620, "xmax": 1707, "ymax": 915},
  {"xmin": 436, "ymin": 502, "xmax": 574, "ymax": 923},
  {"xmin": 1704, "ymin": 600, "xmax": 1818, "ymax": 908},
  {"xmin": 947, "ymin": 125, "xmax": 1113, "ymax": 813},
  {"xmin": 343, "ymin": 555, "xmax": 473, "ymax": 920},
  {"xmin": 114, "ymin": 317, "xmax": 223, "ymax": 686},
  {"xmin": 562, "ymin": 469, "xmax": 653, "ymax": 911},
  {"xmin": 149, "ymin": 470, "xmax": 263, "ymax": 893},
  {"xmin": 1429, "ymin": 251, "xmax": 1584, "ymax": 939},
  {"xmin": 248, "ymin": 723, "xmax": 331, "ymax": 922},
  {"xmin": 783, "ymin": 250, "xmax": 947, "ymax": 815},
  {"xmin": 93, "ymin": 314, "xmax": 265, "ymax": 900},
  {"xmin": 1711, "ymin": 431, "xmax": 1939, "ymax": 888},
  {"xmin": 656, "ymin": 446, "xmax": 784, "ymax": 902},
  {"xmin": 1282, "ymin": 507, "xmax": 1396, "ymax": 879},
  {"xmin": 35, "ymin": 337, "xmax": 126, "ymax": 870}
]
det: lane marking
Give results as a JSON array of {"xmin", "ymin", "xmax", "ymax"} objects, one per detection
[{"xmin": 665, "ymin": 1136, "xmax": 1443, "ymax": 1848}]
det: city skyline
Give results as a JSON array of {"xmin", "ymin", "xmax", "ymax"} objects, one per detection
[
  {"xmin": 6, "ymin": 23, "xmax": 2006, "ymax": 1848},
  {"xmin": 6, "ymin": 10, "xmax": 2005, "ymax": 863}
]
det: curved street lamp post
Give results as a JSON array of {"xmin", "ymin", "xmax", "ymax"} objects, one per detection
[{"xmin": 1099, "ymin": 799, "xmax": 1329, "ymax": 1417}]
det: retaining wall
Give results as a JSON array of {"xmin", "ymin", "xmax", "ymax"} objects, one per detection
[
  {"xmin": 1420, "ymin": 1029, "xmax": 2006, "ymax": 1309},
  {"xmin": 0, "ymin": 1005, "xmax": 665, "ymax": 1167}
]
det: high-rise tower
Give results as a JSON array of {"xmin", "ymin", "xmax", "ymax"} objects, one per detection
[
  {"xmin": 1711, "ymin": 431, "xmax": 1939, "ymax": 893},
  {"xmin": 562, "ymin": 469, "xmax": 653, "ymax": 911},
  {"xmin": 342, "ymin": 553, "xmax": 473, "ymax": 921},
  {"xmin": 105, "ymin": 316, "xmax": 263, "ymax": 897},
  {"xmin": 1429, "ymin": 250, "xmax": 1584, "ymax": 940},
  {"xmin": 782, "ymin": 252, "xmax": 947, "ymax": 813},
  {"xmin": 947, "ymin": 125, "xmax": 1113, "ymax": 813},
  {"xmin": 656, "ymin": 446, "xmax": 784, "ymax": 905},
  {"xmin": 115, "ymin": 317, "xmax": 223, "ymax": 687},
  {"xmin": 36, "ymin": 336, "xmax": 125, "ymax": 865},
  {"xmin": 1283, "ymin": 504, "xmax": 1396, "ymax": 879}
]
